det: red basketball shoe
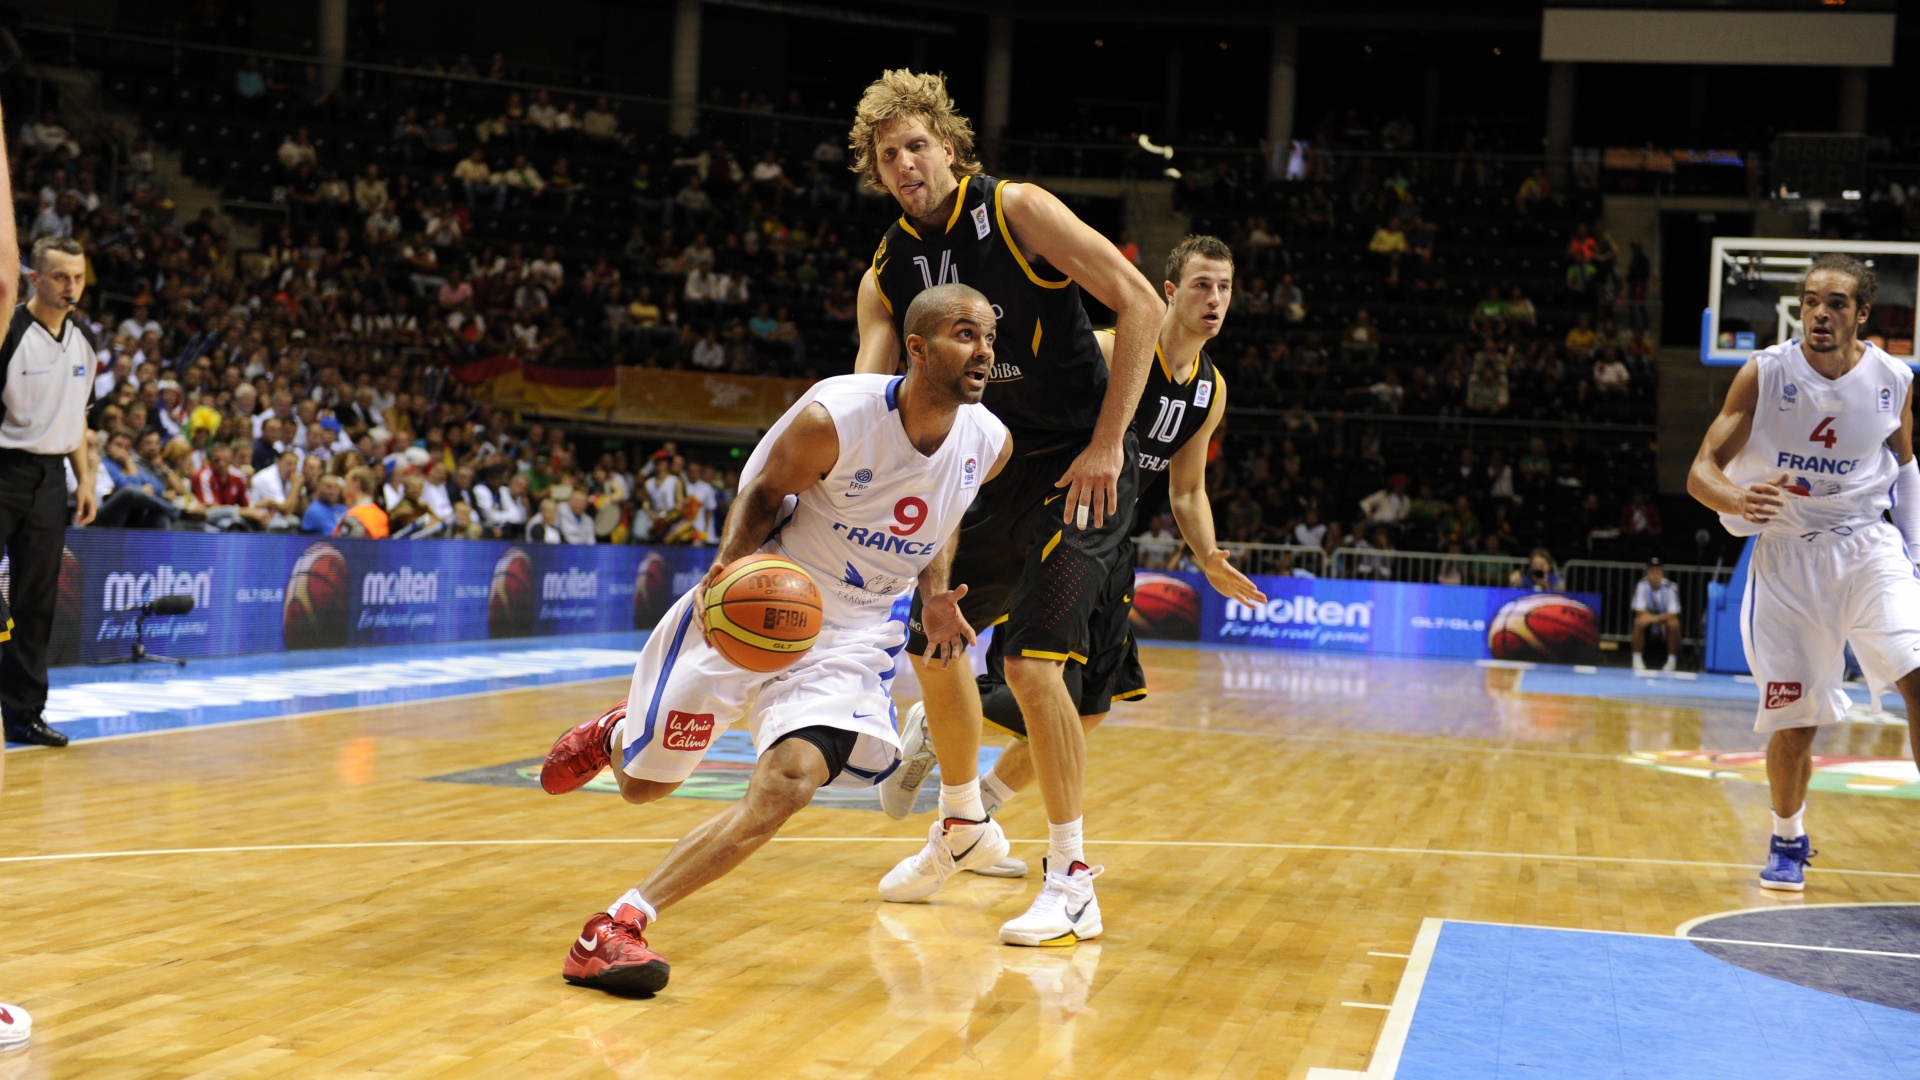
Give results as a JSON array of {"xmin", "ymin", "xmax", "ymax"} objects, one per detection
[
  {"xmin": 540, "ymin": 700, "xmax": 626, "ymax": 794},
  {"xmin": 562, "ymin": 907, "xmax": 670, "ymax": 994}
]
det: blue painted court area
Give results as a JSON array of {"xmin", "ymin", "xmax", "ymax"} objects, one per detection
[
  {"xmin": 1395, "ymin": 920, "xmax": 1920, "ymax": 1080},
  {"xmin": 1514, "ymin": 665, "xmax": 1905, "ymax": 719},
  {"xmin": 13, "ymin": 630, "xmax": 651, "ymax": 746}
]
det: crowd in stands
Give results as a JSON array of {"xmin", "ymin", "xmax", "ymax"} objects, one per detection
[
  {"xmin": 106, "ymin": 53, "xmax": 896, "ymax": 378},
  {"xmin": 1148, "ymin": 113, "xmax": 1666, "ymax": 570},
  {"xmin": 13, "ymin": 104, "xmax": 750, "ymax": 546},
  {"xmin": 15, "ymin": 58, "xmax": 1669, "ymax": 569}
]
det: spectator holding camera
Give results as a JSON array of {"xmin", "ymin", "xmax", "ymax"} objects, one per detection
[{"xmin": 1508, "ymin": 547, "xmax": 1564, "ymax": 593}]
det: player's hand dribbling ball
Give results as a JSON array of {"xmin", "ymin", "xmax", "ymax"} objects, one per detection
[{"xmin": 703, "ymin": 554, "xmax": 822, "ymax": 672}]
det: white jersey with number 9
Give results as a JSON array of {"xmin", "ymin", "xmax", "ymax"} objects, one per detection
[{"xmin": 741, "ymin": 373, "xmax": 1008, "ymax": 627}]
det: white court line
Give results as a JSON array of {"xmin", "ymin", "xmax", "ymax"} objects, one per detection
[
  {"xmin": 1368, "ymin": 951, "xmax": 1411, "ymax": 959},
  {"xmin": 7, "ymin": 675, "xmax": 635, "ymax": 752},
  {"xmin": 5, "ymin": 837, "xmax": 1920, "ymax": 880},
  {"xmin": 1448, "ymin": 913, "xmax": 1920, "ymax": 961},
  {"xmin": 1685, "ymin": 936, "xmax": 1920, "ymax": 962},
  {"xmin": 1340, "ymin": 1002, "xmax": 1392, "ymax": 1010},
  {"xmin": 1307, "ymin": 917, "xmax": 1444, "ymax": 1080},
  {"xmin": 1675, "ymin": 900, "xmax": 1920, "ymax": 938}
]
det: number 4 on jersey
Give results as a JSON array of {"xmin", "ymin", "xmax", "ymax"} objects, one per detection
[{"xmin": 1809, "ymin": 416, "xmax": 1838, "ymax": 450}]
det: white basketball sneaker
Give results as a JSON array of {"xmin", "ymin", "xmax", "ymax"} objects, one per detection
[
  {"xmin": 0, "ymin": 1002, "xmax": 28, "ymax": 1052},
  {"xmin": 968, "ymin": 855, "xmax": 1029, "ymax": 878},
  {"xmin": 878, "ymin": 701, "xmax": 937, "ymax": 820},
  {"xmin": 999, "ymin": 860, "xmax": 1103, "ymax": 946},
  {"xmin": 878, "ymin": 816, "xmax": 1011, "ymax": 902}
]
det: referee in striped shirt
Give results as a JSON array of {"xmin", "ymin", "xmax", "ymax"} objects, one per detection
[{"xmin": 0, "ymin": 227, "xmax": 100, "ymax": 748}]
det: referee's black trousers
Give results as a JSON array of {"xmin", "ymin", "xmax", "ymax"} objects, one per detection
[{"xmin": 0, "ymin": 450, "xmax": 70, "ymax": 727}]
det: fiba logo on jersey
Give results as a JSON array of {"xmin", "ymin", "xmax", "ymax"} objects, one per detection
[
  {"xmin": 1880, "ymin": 386, "xmax": 1894, "ymax": 412},
  {"xmin": 962, "ymin": 456, "xmax": 978, "ymax": 488},
  {"xmin": 1766, "ymin": 681, "xmax": 1803, "ymax": 709}
]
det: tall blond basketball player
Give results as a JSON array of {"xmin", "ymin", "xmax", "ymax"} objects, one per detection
[{"xmin": 1688, "ymin": 253, "xmax": 1920, "ymax": 891}]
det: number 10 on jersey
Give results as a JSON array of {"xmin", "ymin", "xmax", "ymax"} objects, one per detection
[{"xmin": 1145, "ymin": 396, "xmax": 1187, "ymax": 444}]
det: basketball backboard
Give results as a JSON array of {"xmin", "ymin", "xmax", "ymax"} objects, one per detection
[{"xmin": 1700, "ymin": 237, "xmax": 1920, "ymax": 366}]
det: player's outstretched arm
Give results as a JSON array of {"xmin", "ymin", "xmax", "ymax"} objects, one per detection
[
  {"xmin": 1001, "ymin": 182, "xmax": 1160, "ymax": 530},
  {"xmin": 1166, "ymin": 377, "xmax": 1264, "ymax": 606},
  {"xmin": 1687, "ymin": 357, "xmax": 1785, "ymax": 526},
  {"xmin": 854, "ymin": 267, "xmax": 903, "ymax": 376},
  {"xmin": 695, "ymin": 404, "xmax": 839, "ymax": 641}
]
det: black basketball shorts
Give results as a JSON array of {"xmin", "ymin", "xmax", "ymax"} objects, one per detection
[
  {"xmin": 975, "ymin": 549, "xmax": 1148, "ymax": 738},
  {"xmin": 908, "ymin": 432, "xmax": 1140, "ymax": 664}
]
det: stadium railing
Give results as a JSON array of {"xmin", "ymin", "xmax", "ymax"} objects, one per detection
[
  {"xmin": 1133, "ymin": 536, "xmax": 1328, "ymax": 578},
  {"xmin": 1560, "ymin": 559, "xmax": 1731, "ymax": 649}
]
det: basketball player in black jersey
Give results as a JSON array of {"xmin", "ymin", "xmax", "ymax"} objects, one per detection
[
  {"xmin": 849, "ymin": 70, "xmax": 1164, "ymax": 945},
  {"xmin": 893, "ymin": 236, "xmax": 1266, "ymax": 828}
]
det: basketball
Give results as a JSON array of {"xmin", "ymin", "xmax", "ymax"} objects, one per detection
[
  {"xmin": 632, "ymin": 550, "xmax": 672, "ymax": 629},
  {"xmin": 489, "ymin": 547, "xmax": 537, "ymax": 638},
  {"xmin": 1488, "ymin": 593, "xmax": 1601, "ymax": 664},
  {"xmin": 703, "ymin": 554, "xmax": 821, "ymax": 672},
  {"xmin": 1129, "ymin": 572, "xmax": 1201, "ymax": 641},
  {"xmin": 283, "ymin": 543, "xmax": 352, "ymax": 650}
]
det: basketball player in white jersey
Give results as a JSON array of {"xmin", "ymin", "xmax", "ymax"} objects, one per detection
[
  {"xmin": 538, "ymin": 283, "xmax": 1011, "ymax": 993},
  {"xmin": 1688, "ymin": 254, "xmax": 1920, "ymax": 891}
]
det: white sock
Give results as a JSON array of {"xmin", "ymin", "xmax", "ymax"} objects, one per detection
[
  {"xmin": 1632, "ymin": 653, "xmax": 1646, "ymax": 671},
  {"xmin": 1047, "ymin": 817, "xmax": 1085, "ymax": 869},
  {"xmin": 608, "ymin": 888, "xmax": 657, "ymax": 926},
  {"xmin": 940, "ymin": 780, "xmax": 986, "ymax": 822},
  {"xmin": 1772, "ymin": 806, "xmax": 1805, "ymax": 841},
  {"xmin": 980, "ymin": 769, "xmax": 1016, "ymax": 815},
  {"xmin": 1663, "ymin": 655, "xmax": 1677, "ymax": 672}
]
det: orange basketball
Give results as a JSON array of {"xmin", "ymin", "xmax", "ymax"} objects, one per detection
[{"xmin": 704, "ymin": 554, "xmax": 822, "ymax": 672}]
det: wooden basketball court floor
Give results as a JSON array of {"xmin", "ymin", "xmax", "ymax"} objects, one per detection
[{"xmin": 3, "ymin": 642, "xmax": 1920, "ymax": 1078}]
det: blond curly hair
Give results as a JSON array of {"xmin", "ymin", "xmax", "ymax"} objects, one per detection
[{"xmin": 846, "ymin": 69, "xmax": 982, "ymax": 193}]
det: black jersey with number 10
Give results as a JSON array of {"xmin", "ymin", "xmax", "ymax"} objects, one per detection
[
  {"xmin": 872, "ymin": 174, "xmax": 1107, "ymax": 452},
  {"xmin": 1130, "ymin": 340, "xmax": 1223, "ymax": 475}
]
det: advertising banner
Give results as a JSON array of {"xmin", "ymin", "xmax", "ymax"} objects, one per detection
[
  {"xmin": 1128, "ymin": 570, "xmax": 1604, "ymax": 664},
  {"xmin": 0, "ymin": 530, "xmax": 716, "ymax": 665}
]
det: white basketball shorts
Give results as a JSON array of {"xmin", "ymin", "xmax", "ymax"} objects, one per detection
[
  {"xmin": 616, "ymin": 586, "xmax": 906, "ymax": 789},
  {"xmin": 1742, "ymin": 521, "xmax": 1920, "ymax": 733}
]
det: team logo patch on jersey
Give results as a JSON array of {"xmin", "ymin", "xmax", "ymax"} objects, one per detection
[
  {"xmin": 662, "ymin": 711, "xmax": 717, "ymax": 751},
  {"xmin": 847, "ymin": 467, "xmax": 873, "ymax": 494},
  {"xmin": 1194, "ymin": 379, "xmax": 1213, "ymax": 408},
  {"xmin": 1880, "ymin": 387, "xmax": 1894, "ymax": 412},
  {"xmin": 961, "ymin": 456, "xmax": 979, "ymax": 488},
  {"xmin": 1782, "ymin": 383, "xmax": 1798, "ymax": 409},
  {"xmin": 972, "ymin": 203, "xmax": 990, "ymax": 239},
  {"xmin": 1765, "ymin": 682, "xmax": 1803, "ymax": 710},
  {"xmin": 72, "ymin": 364, "xmax": 86, "ymax": 378}
]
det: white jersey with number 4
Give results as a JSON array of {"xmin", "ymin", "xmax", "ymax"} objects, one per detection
[
  {"xmin": 741, "ymin": 373, "xmax": 1008, "ymax": 627},
  {"xmin": 1718, "ymin": 340, "xmax": 1911, "ymax": 540}
]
